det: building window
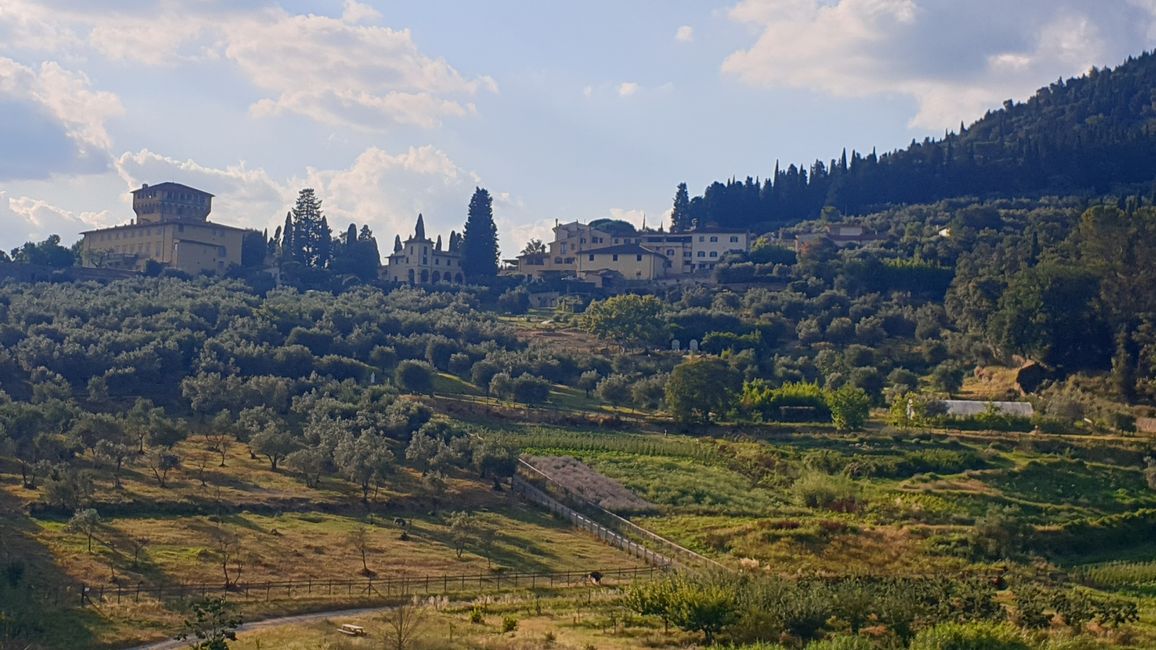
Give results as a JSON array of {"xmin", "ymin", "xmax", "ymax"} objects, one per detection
[
  {"xmin": 698, "ymin": 236, "xmax": 704, "ymax": 242},
  {"xmin": 709, "ymin": 251, "xmax": 718, "ymax": 258},
  {"xmin": 666, "ymin": 249, "xmax": 674, "ymax": 256},
  {"xmin": 710, "ymin": 236, "xmax": 718, "ymax": 243},
  {"xmin": 588, "ymin": 254, "xmax": 594, "ymax": 261},
  {"xmin": 612, "ymin": 254, "xmax": 619, "ymax": 261},
  {"xmin": 554, "ymin": 257, "xmax": 563, "ymax": 264},
  {"xmin": 730, "ymin": 235, "xmax": 740, "ymax": 243},
  {"xmin": 697, "ymin": 251, "xmax": 705, "ymax": 257},
  {"xmin": 636, "ymin": 254, "xmax": 643, "ymax": 261}
]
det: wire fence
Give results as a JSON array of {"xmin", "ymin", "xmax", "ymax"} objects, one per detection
[
  {"xmin": 514, "ymin": 459, "xmax": 729, "ymax": 572},
  {"xmin": 60, "ymin": 565, "xmax": 661, "ymax": 608}
]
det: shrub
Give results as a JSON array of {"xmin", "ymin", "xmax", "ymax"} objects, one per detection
[
  {"xmin": 511, "ymin": 374, "xmax": 551, "ymax": 404},
  {"xmin": 501, "ymin": 615, "xmax": 518, "ymax": 633},
  {"xmin": 792, "ymin": 471, "xmax": 861, "ymax": 512},
  {"xmin": 394, "ymin": 360, "xmax": 433, "ymax": 394},
  {"xmin": 908, "ymin": 621, "xmax": 1029, "ymax": 650}
]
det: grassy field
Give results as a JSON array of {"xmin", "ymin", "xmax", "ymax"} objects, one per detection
[{"xmin": 0, "ymin": 433, "xmax": 645, "ymax": 649}]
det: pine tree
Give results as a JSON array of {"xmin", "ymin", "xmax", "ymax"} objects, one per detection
[
  {"xmin": 290, "ymin": 189, "xmax": 332, "ymax": 268},
  {"xmin": 460, "ymin": 187, "xmax": 499, "ymax": 281},
  {"xmin": 671, "ymin": 182, "xmax": 691, "ymax": 232}
]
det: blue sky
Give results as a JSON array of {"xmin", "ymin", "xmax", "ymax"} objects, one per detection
[{"xmin": 2, "ymin": 0, "xmax": 1155, "ymax": 257}]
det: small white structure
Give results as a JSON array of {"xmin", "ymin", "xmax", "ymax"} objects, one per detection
[
  {"xmin": 688, "ymin": 339, "xmax": 699, "ymax": 352},
  {"xmin": 940, "ymin": 400, "xmax": 1034, "ymax": 418},
  {"xmin": 671, "ymin": 339, "xmax": 681, "ymax": 351}
]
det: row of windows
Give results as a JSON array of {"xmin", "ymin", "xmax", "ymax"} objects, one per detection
[
  {"xmin": 90, "ymin": 225, "xmax": 226, "ymax": 241},
  {"xmin": 138, "ymin": 191, "xmax": 207, "ymax": 203},
  {"xmin": 588, "ymin": 253, "xmax": 647, "ymax": 262}
]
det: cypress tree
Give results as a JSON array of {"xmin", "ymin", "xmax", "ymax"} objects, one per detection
[
  {"xmin": 460, "ymin": 187, "xmax": 499, "ymax": 281},
  {"xmin": 671, "ymin": 183, "xmax": 691, "ymax": 232}
]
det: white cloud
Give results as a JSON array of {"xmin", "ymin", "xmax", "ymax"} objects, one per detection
[
  {"xmin": 722, "ymin": 0, "xmax": 1156, "ymax": 129},
  {"xmin": 617, "ymin": 82, "xmax": 640, "ymax": 97},
  {"xmin": 675, "ymin": 25, "xmax": 694, "ymax": 43},
  {"xmin": 0, "ymin": 191, "xmax": 110, "ymax": 246},
  {"xmin": 582, "ymin": 85, "xmax": 593, "ymax": 98},
  {"xmin": 0, "ymin": 57, "xmax": 123, "ymax": 178},
  {"xmin": 342, "ymin": 0, "xmax": 382, "ymax": 24},
  {"xmin": 0, "ymin": 2, "xmax": 497, "ymax": 131}
]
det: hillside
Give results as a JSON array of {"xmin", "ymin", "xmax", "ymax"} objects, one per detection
[{"xmin": 679, "ymin": 51, "xmax": 1156, "ymax": 230}]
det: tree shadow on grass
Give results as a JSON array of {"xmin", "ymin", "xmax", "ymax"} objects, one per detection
[{"xmin": 0, "ymin": 485, "xmax": 100, "ymax": 649}]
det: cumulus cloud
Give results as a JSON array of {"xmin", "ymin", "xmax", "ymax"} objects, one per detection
[
  {"xmin": 675, "ymin": 25, "xmax": 694, "ymax": 43},
  {"xmin": 0, "ymin": 1, "xmax": 497, "ymax": 131},
  {"xmin": 0, "ymin": 191, "xmax": 110, "ymax": 246},
  {"xmin": 0, "ymin": 57, "xmax": 123, "ymax": 179},
  {"xmin": 722, "ymin": 0, "xmax": 1156, "ymax": 129}
]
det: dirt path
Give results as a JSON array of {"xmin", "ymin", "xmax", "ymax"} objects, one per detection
[{"xmin": 125, "ymin": 606, "xmax": 384, "ymax": 650}]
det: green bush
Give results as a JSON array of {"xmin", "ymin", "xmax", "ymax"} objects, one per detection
[
  {"xmin": 908, "ymin": 621, "xmax": 1029, "ymax": 650},
  {"xmin": 501, "ymin": 615, "xmax": 518, "ymax": 633},
  {"xmin": 792, "ymin": 471, "xmax": 862, "ymax": 512}
]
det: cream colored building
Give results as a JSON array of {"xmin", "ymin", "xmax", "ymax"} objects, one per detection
[
  {"xmin": 511, "ymin": 220, "xmax": 750, "ymax": 284},
  {"xmin": 80, "ymin": 182, "xmax": 253, "ymax": 275},
  {"xmin": 385, "ymin": 214, "xmax": 465, "ymax": 285}
]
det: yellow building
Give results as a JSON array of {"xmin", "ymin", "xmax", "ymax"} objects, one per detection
[
  {"xmin": 80, "ymin": 182, "xmax": 254, "ymax": 275},
  {"xmin": 511, "ymin": 220, "xmax": 750, "ymax": 284}
]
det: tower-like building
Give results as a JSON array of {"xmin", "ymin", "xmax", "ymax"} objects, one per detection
[
  {"xmin": 79, "ymin": 182, "xmax": 255, "ymax": 275},
  {"xmin": 385, "ymin": 214, "xmax": 464, "ymax": 285}
]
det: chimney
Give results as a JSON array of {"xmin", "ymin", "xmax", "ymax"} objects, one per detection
[{"xmin": 141, "ymin": 183, "xmax": 149, "ymax": 189}]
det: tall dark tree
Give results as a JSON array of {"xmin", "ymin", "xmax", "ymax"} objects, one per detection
[
  {"xmin": 671, "ymin": 182, "xmax": 692, "ymax": 232},
  {"xmin": 393, "ymin": 235, "xmax": 403, "ymax": 253},
  {"xmin": 460, "ymin": 187, "xmax": 498, "ymax": 281},
  {"xmin": 288, "ymin": 189, "xmax": 332, "ymax": 268}
]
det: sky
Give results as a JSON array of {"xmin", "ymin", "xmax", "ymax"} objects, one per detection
[{"xmin": 2, "ymin": 0, "xmax": 1156, "ymax": 259}]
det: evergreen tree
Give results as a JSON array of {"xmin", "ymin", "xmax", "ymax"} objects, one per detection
[
  {"xmin": 460, "ymin": 187, "xmax": 499, "ymax": 281},
  {"xmin": 671, "ymin": 182, "xmax": 691, "ymax": 231},
  {"xmin": 289, "ymin": 189, "xmax": 332, "ymax": 268},
  {"xmin": 281, "ymin": 212, "xmax": 296, "ymax": 262},
  {"xmin": 394, "ymin": 235, "xmax": 403, "ymax": 253}
]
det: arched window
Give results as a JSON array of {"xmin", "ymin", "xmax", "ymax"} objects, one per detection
[
  {"xmin": 420, "ymin": 269, "xmax": 429, "ymax": 283},
  {"xmin": 407, "ymin": 269, "xmax": 415, "ymax": 285},
  {"xmin": 432, "ymin": 271, "xmax": 441, "ymax": 283}
]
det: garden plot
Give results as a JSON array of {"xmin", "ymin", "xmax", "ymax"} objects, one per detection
[{"xmin": 527, "ymin": 455, "xmax": 657, "ymax": 514}]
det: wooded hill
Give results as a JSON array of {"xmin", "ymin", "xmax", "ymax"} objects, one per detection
[{"xmin": 678, "ymin": 51, "xmax": 1156, "ymax": 230}]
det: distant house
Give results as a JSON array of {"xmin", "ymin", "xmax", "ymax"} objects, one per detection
[
  {"xmin": 792, "ymin": 225, "xmax": 882, "ymax": 252},
  {"xmin": 508, "ymin": 219, "xmax": 750, "ymax": 283},
  {"xmin": 940, "ymin": 400, "xmax": 1035, "ymax": 418}
]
